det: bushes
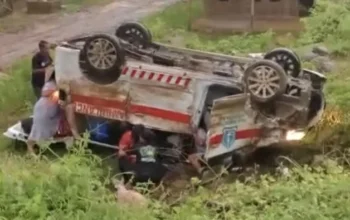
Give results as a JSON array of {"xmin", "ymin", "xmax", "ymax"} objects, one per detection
[
  {"xmin": 0, "ymin": 145, "xmax": 109, "ymax": 219},
  {"xmin": 171, "ymin": 165, "xmax": 350, "ymax": 220},
  {"xmin": 143, "ymin": 0, "xmax": 277, "ymax": 54},
  {"xmin": 0, "ymin": 141, "xmax": 157, "ymax": 220},
  {"xmin": 1, "ymin": 141, "xmax": 350, "ymax": 220},
  {"xmin": 299, "ymin": 0, "xmax": 350, "ymax": 55},
  {"xmin": 144, "ymin": 0, "xmax": 350, "ymax": 56}
]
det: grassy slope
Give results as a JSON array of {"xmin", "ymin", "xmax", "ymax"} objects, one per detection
[{"xmin": 1, "ymin": 0, "xmax": 350, "ymax": 219}]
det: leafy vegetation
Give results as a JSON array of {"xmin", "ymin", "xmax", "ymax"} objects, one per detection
[
  {"xmin": 143, "ymin": 0, "xmax": 276, "ymax": 54},
  {"xmin": 1, "ymin": 0, "xmax": 350, "ymax": 219}
]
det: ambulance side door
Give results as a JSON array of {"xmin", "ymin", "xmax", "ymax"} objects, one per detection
[{"xmin": 205, "ymin": 94, "xmax": 261, "ymax": 159}]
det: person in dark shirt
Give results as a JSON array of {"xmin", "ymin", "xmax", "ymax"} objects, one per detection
[
  {"xmin": 118, "ymin": 124, "xmax": 167, "ymax": 186},
  {"xmin": 31, "ymin": 40, "xmax": 53, "ymax": 99}
]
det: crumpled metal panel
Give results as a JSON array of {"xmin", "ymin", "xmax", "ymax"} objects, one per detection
[{"xmin": 205, "ymin": 94, "xmax": 261, "ymax": 159}]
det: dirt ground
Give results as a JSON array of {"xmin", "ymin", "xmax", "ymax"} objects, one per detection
[{"xmin": 0, "ymin": 0, "xmax": 178, "ymax": 68}]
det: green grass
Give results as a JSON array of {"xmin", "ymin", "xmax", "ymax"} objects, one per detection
[
  {"xmin": 142, "ymin": 0, "xmax": 289, "ymax": 54},
  {"xmin": 1, "ymin": 0, "xmax": 350, "ymax": 219},
  {"xmin": 62, "ymin": 0, "xmax": 114, "ymax": 13},
  {"xmin": 0, "ymin": 57, "xmax": 34, "ymax": 150}
]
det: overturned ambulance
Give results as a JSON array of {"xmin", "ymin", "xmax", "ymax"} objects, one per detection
[{"xmin": 4, "ymin": 22, "xmax": 326, "ymax": 164}]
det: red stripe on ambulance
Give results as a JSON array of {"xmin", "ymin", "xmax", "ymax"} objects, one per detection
[
  {"xmin": 71, "ymin": 94, "xmax": 191, "ymax": 124},
  {"xmin": 209, "ymin": 128, "xmax": 261, "ymax": 145},
  {"xmin": 121, "ymin": 67, "xmax": 191, "ymax": 88}
]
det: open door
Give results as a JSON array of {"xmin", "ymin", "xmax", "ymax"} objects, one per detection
[{"xmin": 205, "ymin": 94, "xmax": 261, "ymax": 159}]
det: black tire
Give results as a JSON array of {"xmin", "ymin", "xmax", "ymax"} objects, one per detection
[
  {"xmin": 80, "ymin": 34, "xmax": 125, "ymax": 85},
  {"xmin": 307, "ymin": 91, "xmax": 326, "ymax": 128},
  {"xmin": 115, "ymin": 22, "xmax": 152, "ymax": 49},
  {"xmin": 0, "ymin": 0, "xmax": 13, "ymax": 18},
  {"xmin": 244, "ymin": 60, "xmax": 287, "ymax": 103},
  {"xmin": 264, "ymin": 48, "xmax": 301, "ymax": 78}
]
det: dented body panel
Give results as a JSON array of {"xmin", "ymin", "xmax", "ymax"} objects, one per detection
[{"xmin": 205, "ymin": 94, "xmax": 261, "ymax": 159}]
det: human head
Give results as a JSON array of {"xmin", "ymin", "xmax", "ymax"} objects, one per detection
[
  {"xmin": 140, "ymin": 129, "xmax": 154, "ymax": 146},
  {"xmin": 131, "ymin": 124, "xmax": 145, "ymax": 143},
  {"xmin": 39, "ymin": 40, "xmax": 49, "ymax": 55}
]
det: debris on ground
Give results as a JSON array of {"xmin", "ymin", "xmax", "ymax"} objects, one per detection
[
  {"xmin": 312, "ymin": 45, "xmax": 330, "ymax": 56},
  {"xmin": 299, "ymin": 45, "xmax": 335, "ymax": 73},
  {"xmin": 311, "ymin": 56, "xmax": 335, "ymax": 73},
  {"xmin": 115, "ymin": 183, "xmax": 148, "ymax": 208}
]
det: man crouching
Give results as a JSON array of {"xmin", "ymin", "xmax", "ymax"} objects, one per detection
[{"xmin": 118, "ymin": 124, "xmax": 168, "ymax": 186}]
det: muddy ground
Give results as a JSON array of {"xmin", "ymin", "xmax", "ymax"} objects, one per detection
[{"xmin": 0, "ymin": 0, "xmax": 178, "ymax": 68}]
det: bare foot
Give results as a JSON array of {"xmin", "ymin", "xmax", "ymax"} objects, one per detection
[
  {"xmin": 27, "ymin": 146, "xmax": 35, "ymax": 155},
  {"xmin": 26, "ymin": 151, "xmax": 38, "ymax": 159}
]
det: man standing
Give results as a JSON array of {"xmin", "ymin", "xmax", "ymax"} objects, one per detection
[{"xmin": 31, "ymin": 40, "xmax": 53, "ymax": 99}]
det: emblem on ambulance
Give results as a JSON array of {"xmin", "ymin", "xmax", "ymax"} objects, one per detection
[{"xmin": 222, "ymin": 126, "xmax": 237, "ymax": 149}]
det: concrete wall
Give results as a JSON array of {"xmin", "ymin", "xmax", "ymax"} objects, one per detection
[{"xmin": 204, "ymin": 0, "xmax": 299, "ymax": 19}]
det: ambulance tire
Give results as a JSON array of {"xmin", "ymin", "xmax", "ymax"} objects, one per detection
[
  {"xmin": 80, "ymin": 34, "xmax": 125, "ymax": 85},
  {"xmin": 264, "ymin": 48, "xmax": 301, "ymax": 78},
  {"xmin": 244, "ymin": 60, "xmax": 287, "ymax": 103},
  {"xmin": 115, "ymin": 22, "xmax": 152, "ymax": 49},
  {"xmin": 306, "ymin": 90, "xmax": 326, "ymax": 129}
]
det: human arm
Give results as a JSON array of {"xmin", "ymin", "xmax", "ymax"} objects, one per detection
[
  {"xmin": 41, "ymin": 89, "xmax": 55, "ymax": 97},
  {"xmin": 118, "ymin": 147, "xmax": 137, "ymax": 157},
  {"xmin": 118, "ymin": 131, "xmax": 132, "ymax": 157},
  {"xmin": 41, "ymin": 80, "xmax": 57, "ymax": 97}
]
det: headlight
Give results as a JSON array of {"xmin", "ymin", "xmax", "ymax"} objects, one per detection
[{"xmin": 286, "ymin": 130, "xmax": 306, "ymax": 141}]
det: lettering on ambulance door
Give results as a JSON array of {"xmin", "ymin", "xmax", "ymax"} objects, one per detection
[
  {"xmin": 69, "ymin": 79, "xmax": 130, "ymax": 121},
  {"xmin": 205, "ymin": 94, "xmax": 261, "ymax": 159}
]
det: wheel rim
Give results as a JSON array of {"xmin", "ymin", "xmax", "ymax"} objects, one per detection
[
  {"xmin": 247, "ymin": 65, "xmax": 281, "ymax": 100},
  {"xmin": 269, "ymin": 53, "xmax": 297, "ymax": 76},
  {"xmin": 125, "ymin": 28, "xmax": 145, "ymax": 39},
  {"xmin": 120, "ymin": 27, "xmax": 146, "ymax": 48},
  {"xmin": 86, "ymin": 38, "xmax": 117, "ymax": 70}
]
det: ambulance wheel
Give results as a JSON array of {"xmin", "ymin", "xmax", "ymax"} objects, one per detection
[
  {"xmin": 115, "ymin": 22, "xmax": 152, "ymax": 49},
  {"xmin": 244, "ymin": 60, "xmax": 287, "ymax": 103},
  {"xmin": 264, "ymin": 48, "xmax": 301, "ymax": 77},
  {"xmin": 80, "ymin": 34, "xmax": 125, "ymax": 85}
]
